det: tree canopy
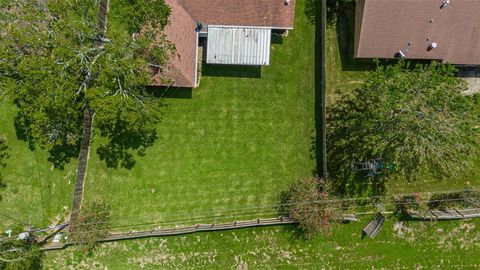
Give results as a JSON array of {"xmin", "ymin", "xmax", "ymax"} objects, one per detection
[
  {"xmin": 0, "ymin": 225, "xmax": 43, "ymax": 270},
  {"xmin": 0, "ymin": 0, "xmax": 174, "ymax": 168},
  {"xmin": 328, "ymin": 61, "xmax": 480, "ymax": 195},
  {"xmin": 70, "ymin": 200, "xmax": 110, "ymax": 254}
]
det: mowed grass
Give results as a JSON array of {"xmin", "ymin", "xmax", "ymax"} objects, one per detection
[
  {"xmin": 45, "ymin": 216, "xmax": 480, "ymax": 269},
  {"xmin": 83, "ymin": 0, "xmax": 316, "ymax": 229},
  {"xmin": 0, "ymin": 101, "xmax": 75, "ymax": 229}
]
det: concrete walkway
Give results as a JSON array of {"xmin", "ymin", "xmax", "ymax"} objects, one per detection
[{"xmin": 458, "ymin": 68, "xmax": 480, "ymax": 95}]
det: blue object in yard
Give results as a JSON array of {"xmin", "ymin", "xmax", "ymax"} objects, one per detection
[{"xmin": 351, "ymin": 158, "xmax": 395, "ymax": 176}]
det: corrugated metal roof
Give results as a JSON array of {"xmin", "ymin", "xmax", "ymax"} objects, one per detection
[{"xmin": 207, "ymin": 26, "xmax": 271, "ymax": 65}]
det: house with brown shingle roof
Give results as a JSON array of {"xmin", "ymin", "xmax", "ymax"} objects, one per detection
[
  {"xmin": 354, "ymin": 0, "xmax": 480, "ymax": 65},
  {"xmin": 153, "ymin": 0, "xmax": 296, "ymax": 88}
]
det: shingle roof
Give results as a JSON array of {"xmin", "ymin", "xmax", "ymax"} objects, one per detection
[
  {"xmin": 152, "ymin": 0, "xmax": 198, "ymax": 88},
  {"xmin": 177, "ymin": 0, "xmax": 296, "ymax": 28},
  {"xmin": 355, "ymin": 0, "xmax": 480, "ymax": 65},
  {"xmin": 152, "ymin": 0, "xmax": 296, "ymax": 88}
]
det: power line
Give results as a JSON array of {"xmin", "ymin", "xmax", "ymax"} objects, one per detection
[
  {"xmin": 3, "ymin": 188, "xmax": 478, "ymax": 241},
  {"xmin": 2, "ymin": 194, "xmax": 479, "ymax": 245},
  {"xmin": 58, "ymin": 195, "xmax": 480, "ymax": 236},
  {"xmin": 32, "ymin": 145, "xmax": 46, "ymax": 226},
  {"xmin": 68, "ymin": 187, "xmax": 480, "ymax": 228},
  {"xmin": 0, "ymin": 212, "xmax": 29, "ymax": 227}
]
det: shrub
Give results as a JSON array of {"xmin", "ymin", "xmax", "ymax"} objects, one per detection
[{"xmin": 280, "ymin": 177, "xmax": 340, "ymax": 239}]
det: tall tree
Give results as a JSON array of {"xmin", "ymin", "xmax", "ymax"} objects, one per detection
[
  {"xmin": 328, "ymin": 61, "xmax": 480, "ymax": 194},
  {"xmin": 0, "ymin": 0, "xmax": 174, "ymax": 168}
]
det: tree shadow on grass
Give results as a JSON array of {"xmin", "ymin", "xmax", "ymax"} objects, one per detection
[
  {"xmin": 281, "ymin": 224, "xmax": 309, "ymax": 241},
  {"xmin": 47, "ymin": 143, "xmax": 80, "ymax": 170},
  {"xmin": 94, "ymin": 97, "xmax": 163, "ymax": 170},
  {"xmin": 14, "ymin": 113, "xmax": 79, "ymax": 170},
  {"xmin": 326, "ymin": 135, "xmax": 391, "ymax": 197},
  {"xmin": 96, "ymin": 122, "xmax": 158, "ymax": 170}
]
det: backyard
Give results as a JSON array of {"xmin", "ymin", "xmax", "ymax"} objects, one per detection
[
  {"xmin": 1, "ymin": 1, "xmax": 480, "ymax": 268},
  {"xmin": 79, "ymin": 0, "xmax": 316, "ymax": 229},
  {"xmin": 1, "ymin": 0, "xmax": 315, "ymax": 230}
]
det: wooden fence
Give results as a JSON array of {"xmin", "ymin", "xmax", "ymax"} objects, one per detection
[
  {"xmin": 69, "ymin": 108, "xmax": 94, "ymax": 228},
  {"xmin": 38, "ymin": 207, "xmax": 480, "ymax": 251},
  {"xmin": 105, "ymin": 217, "xmax": 298, "ymax": 241},
  {"xmin": 42, "ymin": 217, "xmax": 297, "ymax": 251},
  {"xmin": 408, "ymin": 208, "xmax": 480, "ymax": 220}
]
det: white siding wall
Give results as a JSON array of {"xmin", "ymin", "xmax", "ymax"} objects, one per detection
[{"xmin": 207, "ymin": 26, "xmax": 271, "ymax": 65}]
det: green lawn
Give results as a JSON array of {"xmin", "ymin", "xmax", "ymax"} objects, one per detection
[
  {"xmin": 3, "ymin": 1, "xmax": 480, "ymax": 268},
  {"xmin": 0, "ymin": 101, "xmax": 75, "ymax": 229},
  {"xmin": 82, "ymin": 0, "xmax": 316, "ymax": 230},
  {"xmin": 45, "ymin": 216, "xmax": 480, "ymax": 269}
]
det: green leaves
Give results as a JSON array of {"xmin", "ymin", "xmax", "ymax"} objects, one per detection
[
  {"xmin": 69, "ymin": 200, "xmax": 110, "ymax": 254},
  {"xmin": 328, "ymin": 61, "xmax": 480, "ymax": 192},
  {"xmin": 1, "ymin": 0, "xmax": 173, "ymax": 167},
  {"xmin": 111, "ymin": 0, "xmax": 171, "ymax": 33},
  {"xmin": 0, "ymin": 224, "xmax": 44, "ymax": 270},
  {"xmin": 280, "ymin": 177, "xmax": 339, "ymax": 239},
  {"xmin": 92, "ymin": 94, "xmax": 162, "ymax": 169}
]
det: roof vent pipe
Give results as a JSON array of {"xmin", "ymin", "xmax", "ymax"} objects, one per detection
[
  {"xmin": 284, "ymin": 0, "xmax": 290, "ymax": 6},
  {"xmin": 441, "ymin": 0, "xmax": 450, "ymax": 9},
  {"xmin": 195, "ymin": 22, "xmax": 203, "ymax": 32},
  {"xmin": 428, "ymin": 42, "xmax": 438, "ymax": 51},
  {"xmin": 397, "ymin": 50, "xmax": 406, "ymax": 58}
]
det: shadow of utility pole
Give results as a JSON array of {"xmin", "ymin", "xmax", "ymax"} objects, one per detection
[{"xmin": 315, "ymin": 0, "xmax": 327, "ymax": 179}]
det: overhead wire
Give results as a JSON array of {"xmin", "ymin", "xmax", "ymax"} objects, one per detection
[{"xmin": 48, "ymin": 195, "xmax": 480, "ymax": 237}]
